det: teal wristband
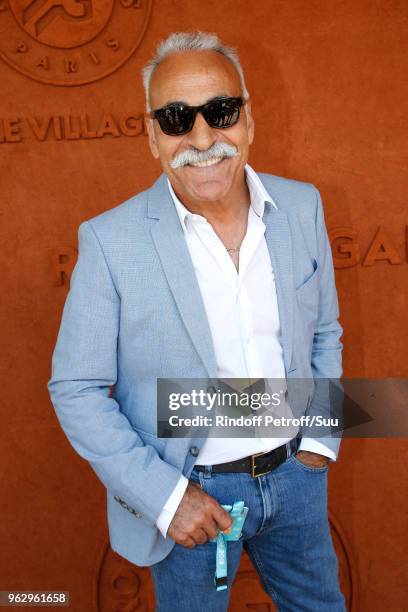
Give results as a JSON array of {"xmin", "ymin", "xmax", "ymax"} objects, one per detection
[{"xmin": 213, "ymin": 501, "xmax": 248, "ymax": 591}]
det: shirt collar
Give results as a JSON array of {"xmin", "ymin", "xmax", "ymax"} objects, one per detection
[
  {"xmin": 166, "ymin": 163, "xmax": 278, "ymax": 234},
  {"xmin": 245, "ymin": 163, "xmax": 278, "ymax": 216}
]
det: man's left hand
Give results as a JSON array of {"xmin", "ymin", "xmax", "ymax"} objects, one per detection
[{"xmin": 295, "ymin": 450, "xmax": 330, "ymax": 468}]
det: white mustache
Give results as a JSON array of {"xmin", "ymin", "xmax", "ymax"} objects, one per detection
[{"xmin": 170, "ymin": 142, "xmax": 239, "ymax": 169}]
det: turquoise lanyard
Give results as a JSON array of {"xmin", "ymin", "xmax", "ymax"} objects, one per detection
[{"xmin": 211, "ymin": 501, "xmax": 248, "ymax": 591}]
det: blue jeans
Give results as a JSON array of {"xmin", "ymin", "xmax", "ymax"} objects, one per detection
[{"xmin": 150, "ymin": 453, "xmax": 346, "ymax": 611}]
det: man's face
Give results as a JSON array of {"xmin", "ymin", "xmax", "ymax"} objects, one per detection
[{"xmin": 146, "ymin": 50, "xmax": 254, "ymax": 204}]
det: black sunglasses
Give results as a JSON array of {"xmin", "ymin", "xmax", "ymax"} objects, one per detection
[{"xmin": 150, "ymin": 96, "xmax": 244, "ymax": 136}]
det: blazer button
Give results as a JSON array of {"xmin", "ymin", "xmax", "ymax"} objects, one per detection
[{"xmin": 189, "ymin": 446, "xmax": 199, "ymax": 457}]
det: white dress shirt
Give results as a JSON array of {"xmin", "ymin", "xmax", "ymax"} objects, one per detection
[{"xmin": 156, "ymin": 163, "xmax": 336, "ymax": 537}]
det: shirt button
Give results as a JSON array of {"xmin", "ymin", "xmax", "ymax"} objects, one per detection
[{"xmin": 190, "ymin": 446, "xmax": 199, "ymax": 457}]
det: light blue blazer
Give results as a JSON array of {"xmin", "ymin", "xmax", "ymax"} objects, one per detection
[{"xmin": 47, "ymin": 171, "xmax": 343, "ymax": 566}]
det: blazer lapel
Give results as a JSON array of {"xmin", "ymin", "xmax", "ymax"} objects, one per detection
[
  {"xmin": 146, "ymin": 172, "xmax": 295, "ymax": 377},
  {"xmin": 263, "ymin": 203, "xmax": 295, "ymax": 373},
  {"xmin": 147, "ymin": 175, "xmax": 218, "ymax": 379}
]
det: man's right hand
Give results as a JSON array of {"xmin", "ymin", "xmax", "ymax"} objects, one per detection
[{"xmin": 167, "ymin": 481, "xmax": 233, "ymax": 548}]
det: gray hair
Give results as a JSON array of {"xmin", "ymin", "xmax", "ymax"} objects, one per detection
[{"xmin": 141, "ymin": 31, "xmax": 249, "ymax": 112}]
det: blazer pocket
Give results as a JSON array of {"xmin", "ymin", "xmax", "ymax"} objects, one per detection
[
  {"xmin": 296, "ymin": 262, "xmax": 319, "ymax": 316},
  {"xmin": 295, "ymin": 259, "xmax": 318, "ymax": 292}
]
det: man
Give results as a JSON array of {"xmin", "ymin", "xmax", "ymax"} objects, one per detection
[{"xmin": 47, "ymin": 31, "xmax": 346, "ymax": 611}]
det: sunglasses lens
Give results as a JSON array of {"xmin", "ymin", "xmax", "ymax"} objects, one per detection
[
  {"xmin": 203, "ymin": 98, "xmax": 242, "ymax": 129},
  {"xmin": 155, "ymin": 104, "xmax": 194, "ymax": 135},
  {"xmin": 153, "ymin": 97, "xmax": 243, "ymax": 135}
]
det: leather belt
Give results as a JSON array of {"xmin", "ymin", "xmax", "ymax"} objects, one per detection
[{"xmin": 194, "ymin": 437, "xmax": 300, "ymax": 478}]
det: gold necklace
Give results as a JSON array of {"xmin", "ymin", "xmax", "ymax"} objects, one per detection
[{"xmin": 226, "ymin": 246, "xmax": 240, "ymax": 253}]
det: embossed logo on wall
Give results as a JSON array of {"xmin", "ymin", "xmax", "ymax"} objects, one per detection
[
  {"xmin": 330, "ymin": 226, "xmax": 408, "ymax": 269},
  {"xmin": 50, "ymin": 225, "xmax": 408, "ymax": 287},
  {"xmin": 0, "ymin": 111, "xmax": 147, "ymax": 142},
  {"xmin": 0, "ymin": 0, "xmax": 152, "ymax": 85}
]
